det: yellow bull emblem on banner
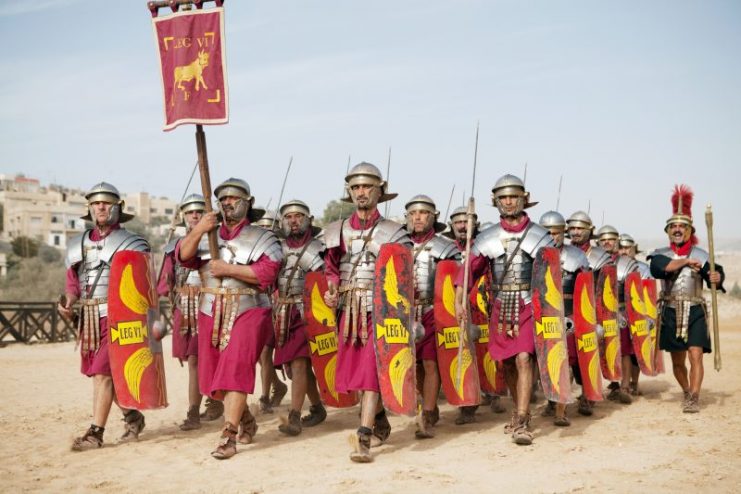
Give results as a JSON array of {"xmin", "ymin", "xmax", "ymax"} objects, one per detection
[{"xmin": 171, "ymin": 50, "xmax": 210, "ymax": 106}]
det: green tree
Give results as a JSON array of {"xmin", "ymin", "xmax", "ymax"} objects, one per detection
[
  {"xmin": 39, "ymin": 244, "xmax": 62, "ymax": 263},
  {"xmin": 319, "ymin": 199, "xmax": 352, "ymax": 227},
  {"xmin": 0, "ymin": 257, "xmax": 66, "ymax": 302},
  {"xmin": 0, "ymin": 202, "xmax": 4, "ymax": 232},
  {"xmin": 11, "ymin": 236, "xmax": 39, "ymax": 258}
]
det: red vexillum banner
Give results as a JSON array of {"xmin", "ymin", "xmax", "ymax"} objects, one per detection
[{"xmin": 152, "ymin": 7, "xmax": 228, "ymax": 131}]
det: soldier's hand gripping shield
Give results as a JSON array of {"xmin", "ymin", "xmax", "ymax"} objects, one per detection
[
  {"xmin": 596, "ymin": 265, "xmax": 622, "ymax": 381},
  {"xmin": 625, "ymin": 271, "xmax": 656, "ymax": 376},
  {"xmin": 373, "ymin": 244, "xmax": 417, "ymax": 416},
  {"xmin": 433, "ymin": 260, "xmax": 480, "ymax": 406},
  {"xmin": 302, "ymin": 271, "xmax": 359, "ymax": 408},
  {"xmin": 532, "ymin": 247, "xmax": 572, "ymax": 404},
  {"xmin": 107, "ymin": 251, "xmax": 168, "ymax": 410},
  {"xmin": 573, "ymin": 270, "xmax": 604, "ymax": 402}
]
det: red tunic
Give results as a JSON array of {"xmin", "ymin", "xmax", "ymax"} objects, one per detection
[
  {"xmin": 324, "ymin": 210, "xmax": 382, "ymax": 393},
  {"xmin": 156, "ymin": 248, "xmax": 198, "ymax": 361},
  {"xmin": 176, "ymin": 220, "xmax": 281, "ymax": 399}
]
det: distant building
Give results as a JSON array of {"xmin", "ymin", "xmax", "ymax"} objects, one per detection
[{"xmin": 0, "ymin": 174, "xmax": 177, "ymax": 249}]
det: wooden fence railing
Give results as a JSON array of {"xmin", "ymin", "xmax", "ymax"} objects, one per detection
[{"xmin": 0, "ymin": 301, "xmax": 173, "ymax": 345}]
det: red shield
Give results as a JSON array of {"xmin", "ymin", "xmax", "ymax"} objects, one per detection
[
  {"xmin": 643, "ymin": 278, "xmax": 665, "ymax": 374},
  {"xmin": 625, "ymin": 272, "xmax": 655, "ymax": 376},
  {"xmin": 373, "ymin": 244, "xmax": 416, "ymax": 416},
  {"xmin": 470, "ymin": 273, "xmax": 507, "ymax": 395},
  {"xmin": 433, "ymin": 260, "xmax": 480, "ymax": 406},
  {"xmin": 596, "ymin": 265, "xmax": 622, "ymax": 381},
  {"xmin": 532, "ymin": 247, "xmax": 572, "ymax": 404},
  {"xmin": 152, "ymin": 8, "xmax": 228, "ymax": 131},
  {"xmin": 302, "ymin": 272, "xmax": 358, "ymax": 408},
  {"xmin": 572, "ymin": 271, "xmax": 604, "ymax": 402},
  {"xmin": 108, "ymin": 251, "xmax": 168, "ymax": 410}
]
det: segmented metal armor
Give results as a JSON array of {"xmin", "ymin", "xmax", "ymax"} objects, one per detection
[
  {"xmin": 559, "ymin": 244, "xmax": 589, "ymax": 316},
  {"xmin": 471, "ymin": 222, "xmax": 554, "ymax": 336},
  {"xmin": 197, "ymin": 225, "xmax": 283, "ymax": 349},
  {"xmin": 615, "ymin": 254, "xmax": 639, "ymax": 306},
  {"xmin": 648, "ymin": 246, "xmax": 709, "ymax": 341},
  {"xmin": 165, "ymin": 237, "xmax": 201, "ymax": 337},
  {"xmin": 585, "ymin": 245, "xmax": 613, "ymax": 271},
  {"xmin": 324, "ymin": 218, "xmax": 411, "ymax": 343},
  {"xmin": 65, "ymin": 229, "xmax": 149, "ymax": 352},
  {"xmin": 274, "ymin": 237, "xmax": 325, "ymax": 346},
  {"xmin": 412, "ymin": 235, "xmax": 459, "ymax": 322}
]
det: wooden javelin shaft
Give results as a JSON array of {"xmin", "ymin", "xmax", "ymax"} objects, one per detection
[{"xmin": 195, "ymin": 125, "xmax": 219, "ymax": 259}]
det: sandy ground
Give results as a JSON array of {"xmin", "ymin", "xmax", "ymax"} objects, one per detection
[{"xmin": 1, "ymin": 268, "xmax": 740, "ymax": 493}]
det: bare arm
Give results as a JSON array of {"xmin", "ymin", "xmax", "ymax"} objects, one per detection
[
  {"xmin": 178, "ymin": 212, "xmax": 218, "ymax": 262},
  {"xmin": 208, "ymin": 260, "xmax": 261, "ymax": 285}
]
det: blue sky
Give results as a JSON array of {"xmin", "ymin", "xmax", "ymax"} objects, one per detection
[{"xmin": 1, "ymin": 0, "xmax": 739, "ymax": 240}]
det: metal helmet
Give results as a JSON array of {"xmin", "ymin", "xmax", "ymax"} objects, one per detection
[
  {"xmin": 618, "ymin": 233, "xmax": 642, "ymax": 254},
  {"xmin": 596, "ymin": 224, "xmax": 619, "ymax": 241},
  {"xmin": 341, "ymin": 161, "xmax": 398, "ymax": 204},
  {"xmin": 82, "ymin": 182, "xmax": 133, "ymax": 224},
  {"xmin": 279, "ymin": 199, "xmax": 321, "ymax": 237},
  {"xmin": 618, "ymin": 233, "xmax": 635, "ymax": 247},
  {"xmin": 539, "ymin": 210, "xmax": 566, "ymax": 229},
  {"xmin": 254, "ymin": 209, "xmax": 280, "ymax": 231},
  {"xmin": 566, "ymin": 210, "xmax": 594, "ymax": 230},
  {"xmin": 443, "ymin": 205, "xmax": 480, "ymax": 240},
  {"xmin": 490, "ymin": 174, "xmax": 537, "ymax": 216},
  {"xmin": 214, "ymin": 178, "xmax": 263, "ymax": 222},
  {"xmin": 180, "ymin": 193, "xmax": 206, "ymax": 214},
  {"xmin": 404, "ymin": 194, "xmax": 445, "ymax": 233}
]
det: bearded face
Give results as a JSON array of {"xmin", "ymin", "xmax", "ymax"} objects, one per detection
[
  {"xmin": 452, "ymin": 218, "xmax": 467, "ymax": 242},
  {"xmin": 282, "ymin": 211, "xmax": 310, "ymax": 238},
  {"xmin": 349, "ymin": 183, "xmax": 380, "ymax": 211},
  {"xmin": 599, "ymin": 237, "xmax": 618, "ymax": 254},
  {"xmin": 667, "ymin": 222, "xmax": 691, "ymax": 245},
  {"xmin": 568, "ymin": 226, "xmax": 591, "ymax": 246},
  {"xmin": 219, "ymin": 195, "xmax": 249, "ymax": 224}
]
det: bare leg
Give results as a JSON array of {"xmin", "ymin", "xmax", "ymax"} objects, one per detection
[
  {"xmin": 514, "ymin": 353, "xmax": 533, "ymax": 415},
  {"xmin": 188, "ymin": 355, "xmax": 202, "ymax": 408},
  {"xmin": 422, "ymin": 359, "xmax": 440, "ymax": 412},
  {"xmin": 223, "ymin": 391, "xmax": 247, "ymax": 427},
  {"xmin": 360, "ymin": 391, "xmax": 380, "ymax": 429},
  {"xmin": 306, "ymin": 366, "xmax": 321, "ymax": 406},
  {"xmin": 671, "ymin": 350, "xmax": 689, "ymax": 392},
  {"xmin": 620, "ymin": 355, "xmax": 632, "ymax": 390},
  {"xmin": 688, "ymin": 346, "xmax": 704, "ymax": 395},
  {"xmin": 92, "ymin": 374, "xmax": 114, "ymax": 427},
  {"xmin": 289, "ymin": 358, "xmax": 309, "ymax": 412},
  {"xmin": 260, "ymin": 346, "xmax": 273, "ymax": 398},
  {"xmin": 502, "ymin": 357, "xmax": 519, "ymax": 405}
]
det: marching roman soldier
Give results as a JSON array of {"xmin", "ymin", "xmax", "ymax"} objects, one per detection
[
  {"xmin": 445, "ymin": 207, "xmax": 506, "ymax": 423},
  {"xmin": 404, "ymin": 195, "xmax": 459, "ymax": 438},
  {"xmin": 157, "ymin": 194, "xmax": 222, "ymax": 430},
  {"xmin": 59, "ymin": 182, "xmax": 150, "ymax": 450},
  {"xmin": 597, "ymin": 224, "xmax": 640, "ymax": 401},
  {"xmin": 567, "ymin": 213, "xmax": 630, "ymax": 404},
  {"xmin": 177, "ymin": 178, "xmax": 283, "ymax": 460},
  {"xmin": 539, "ymin": 211, "xmax": 591, "ymax": 424},
  {"xmin": 322, "ymin": 162, "xmax": 412, "ymax": 462},
  {"xmin": 618, "ymin": 232, "xmax": 652, "ymax": 396},
  {"xmin": 273, "ymin": 199, "xmax": 327, "ymax": 435},
  {"xmin": 647, "ymin": 185, "xmax": 724, "ymax": 413},
  {"xmin": 455, "ymin": 174, "xmax": 554, "ymax": 445},
  {"xmin": 254, "ymin": 208, "xmax": 289, "ymax": 413}
]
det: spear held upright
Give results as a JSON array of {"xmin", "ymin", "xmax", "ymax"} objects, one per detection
[
  {"xmin": 705, "ymin": 204, "xmax": 721, "ymax": 371},
  {"xmin": 457, "ymin": 122, "xmax": 479, "ymax": 389}
]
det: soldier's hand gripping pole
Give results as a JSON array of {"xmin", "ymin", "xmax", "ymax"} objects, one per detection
[
  {"xmin": 705, "ymin": 204, "xmax": 721, "ymax": 371},
  {"xmin": 195, "ymin": 124, "xmax": 219, "ymax": 259}
]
